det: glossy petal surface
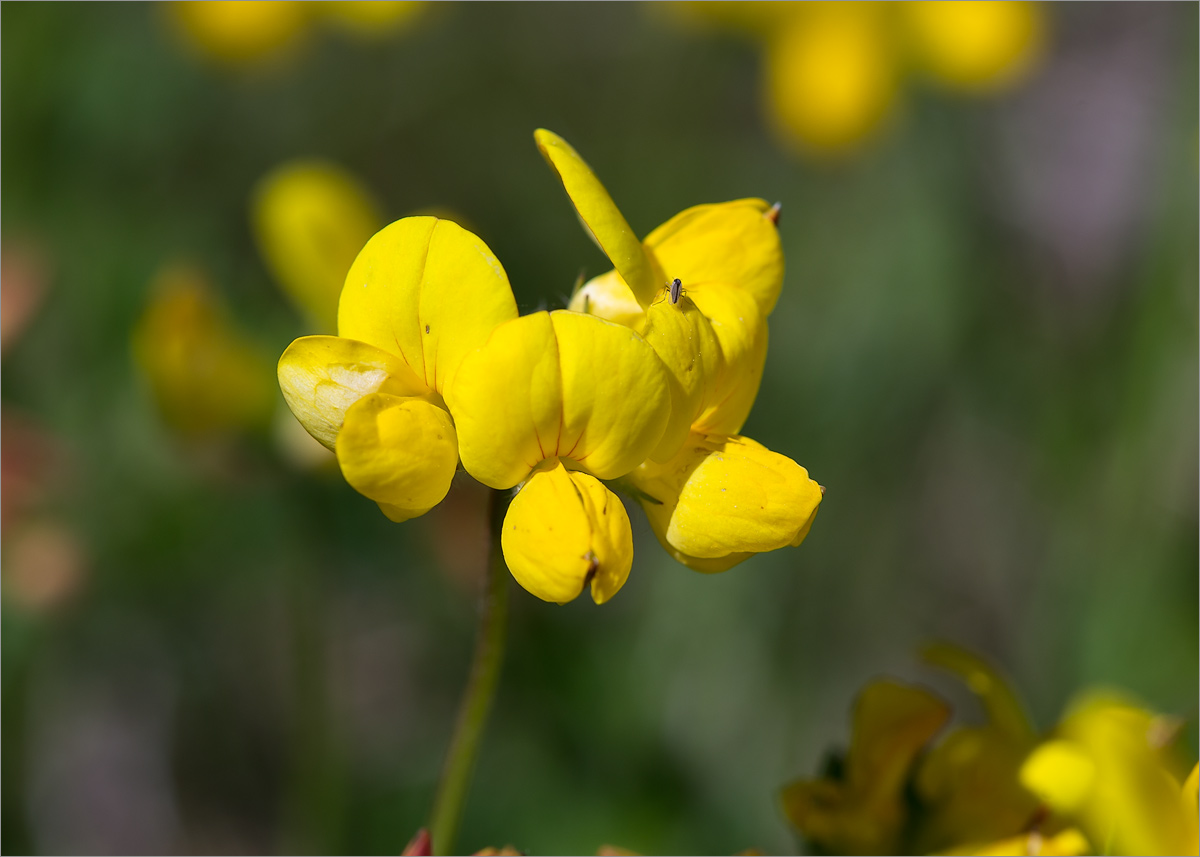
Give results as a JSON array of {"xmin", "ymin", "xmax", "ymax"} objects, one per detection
[
  {"xmin": 450, "ymin": 311, "xmax": 671, "ymax": 489},
  {"xmin": 501, "ymin": 460, "xmax": 633, "ymax": 604},
  {"xmin": 640, "ymin": 295, "xmax": 724, "ymax": 461},
  {"xmin": 644, "ymin": 198, "xmax": 785, "ymax": 316},
  {"xmin": 535, "ymin": 129, "xmax": 662, "ymax": 307},
  {"xmin": 278, "ymin": 335, "xmax": 427, "ymax": 450},
  {"xmin": 335, "ymin": 393, "xmax": 458, "ymax": 522},
  {"xmin": 687, "ymin": 282, "xmax": 768, "ymax": 435},
  {"xmin": 338, "ymin": 216, "xmax": 519, "ymax": 400},
  {"xmin": 630, "ymin": 433, "xmax": 822, "ymax": 566}
]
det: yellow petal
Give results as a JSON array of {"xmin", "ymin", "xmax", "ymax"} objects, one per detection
[
  {"xmin": 567, "ymin": 269, "xmax": 646, "ymax": 330},
  {"xmin": 449, "ymin": 311, "xmax": 671, "ymax": 489},
  {"xmin": 132, "ymin": 264, "xmax": 274, "ymax": 436},
  {"xmin": 534, "ymin": 129, "xmax": 663, "ymax": 308},
  {"xmin": 1020, "ymin": 740, "xmax": 1097, "ymax": 813},
  {"xmin": 921, "ymin": 643, "xmax": 1036, "ymax": 745},
  {"xmin": 640, "ymin": 294, "xmax": 725, "ymax": 462},
  {"xmin": 171, "ymin": 0, "xmax": 309, "ymax": 65},
  {"xmin": 501, "ymin": 461, "xmax": 633, "ymax": 605},
  {"xmin": 317, "ymin": 0, "xmax": 423, "ymax": 35},
  {"xmin": 335, "ymin": 393, "xmax": 458, "ymax": 522},
  {"xmin": 277, "ymin": 335, "xmax": 428, "ymax": 450},
  {"xmin": 644, "ymin": 199, "xmax": 785, "ymax": 316},
  {"xmin": 781, "ymin": 680, "xmax": 949, "ymax": 854},
  {"xmin": 687, "ymin": 282, "xmax": 768, "ymax": 436},
  {"xmin": 252, "ymin": 160, "xmax": 381, "ymax": 331},
  {"xmin": 630, "ymin": 433, "xmax": 822, "ymax": 567},
  {"xmin": 765, "ymin": 5, "xmax": 897, "ymax": 153},
  {"xmin": 338, "ymin": 216, "xmax": 519, "ymax": 400},
  {"xmin": 902, "ymin": 1, "xmax": 1045, "ymax": 92}
]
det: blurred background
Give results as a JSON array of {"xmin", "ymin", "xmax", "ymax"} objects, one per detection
[{"xmin": 2, "ymin": 2, "xmax": 1196, "ymax": 854}]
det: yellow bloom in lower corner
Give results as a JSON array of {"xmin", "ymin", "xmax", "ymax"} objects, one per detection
[
  {"xmin": 629, "ymin": 433, "xmax": 822, "ymax": 572},
  {"xmin": 1019, "ymin": 693, "xmax": 1198, "ymax": 856}
]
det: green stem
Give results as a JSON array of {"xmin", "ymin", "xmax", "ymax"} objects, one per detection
[{"xmin": 429, "ymin": 488, "xmax": 511, "ymax": 856}]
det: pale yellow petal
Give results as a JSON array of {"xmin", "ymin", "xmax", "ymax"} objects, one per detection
[
  {"xmin": 335, "ymin": 393, "xmax": 458, "ymax": 522},
  {"xmin": 630, "ymin": 433, "xmax": 822, "ymax": 566},
  {"xmin": 644, "ymin": 199, "xmax": 785, "ymax": 316},
  {"xmin": 338, "ymin": 216, "xmax": 519, "ymax": 399},
  {"xmin": 449, "ymin": 311, "xmax": 671, "ymax": 489},
  {"xmin": 277, "ymin": 335, "xmax": 428, "ymax": 450},
  {"xmin": 534, "ymin": 129, "xmax": 663, "ymax": 307},
  {"xmin": 252, "ymin": 160, "xmax": 381, "ymax": 331},
  {"xmin": 567, "ymin": 269, "xmax": 646, "ymax": 330},
  {"xmin": 501, "ymin": 461, "xmax": 633, "ymax": 604}
]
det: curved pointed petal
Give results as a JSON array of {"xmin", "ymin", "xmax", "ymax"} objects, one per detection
[
  {"xmin": 252, "ymin": 160, "xmax": 381, "ymax": 331},
  {"xmin": 278, "ymin": 335, "xmax": 427, "ymax": 450},
  {"xmin": 501, "ymin": 461, "xmax": 633, "ymax": 605},
  {"xmin": 338, "ymin": 216, "xmax": 519, "ymax": 400},
  {"xmin": 335, "ymin": 393, "xmax": 458, "ymax": 522},
  {"xmin": 644, "ymin": 198, "xmax": 785, "ymax": 316},
  {"xmin": 630, "ymin": 433, "xmax": 822, "ymax": 565},
  {"xmin": 448, "ymin": 310, "xmax": 671, "ymax": 489},
  {"xmin": 535, "ymin": 129, "xmax": 662, "ymax": 308}
]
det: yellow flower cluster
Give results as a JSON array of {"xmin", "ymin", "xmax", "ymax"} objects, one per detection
[
  {"xmin": 781, "ymin": 645, "xmax": 1198, "ymax": 856},
  {"xmin": 684, "ymin": 1, "xmax": 1045, "ymax": 155},
  {"xmin": 277, "ymin": 130, "xmax": 822, "ymax": 604},
  {"xmin": 171, "ymin": 0, "xmax": 423, "ymax": 66}
]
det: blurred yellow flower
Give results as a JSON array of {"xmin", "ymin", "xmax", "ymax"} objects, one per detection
[
  {"xmin": 780, "ymin": 646, "xmax": 1198, "ymax": 857},
  {"xmin": 278, "ymin": 216, "xmax": 518, "ymax": 523},
  {"xmin": 133, "ymin": 264, "xmax": 274, "ymax": 436},
  {"xmin": 252, "ymin": 159, "xmax": 382, "ymax": 331},
  {"xmin": 537, "ymin": 129, "xmax": 822, "ymax": 572},
  {"xmin": 170, "ymin": 0, "xmax": 423, "ymax": 67},
  {"xmin": 684, "ymin": 1, "xmax": 1046, "ymax": 155},
  {"xmin": 1020, "ymin": 693, "xmax": 1199, "ymax": 856}
]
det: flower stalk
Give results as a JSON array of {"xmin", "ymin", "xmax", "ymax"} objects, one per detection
[{"xmin": 429, "ymin": 488, "xmax": 511, "ymax": 856}]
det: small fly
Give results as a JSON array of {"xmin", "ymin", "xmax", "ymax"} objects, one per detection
[{"xmin": 668, "ymin": 277, "xmax": 683, "ymax": 305}]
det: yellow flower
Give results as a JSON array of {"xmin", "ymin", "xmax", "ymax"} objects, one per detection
[
  {"xmin": 536, "ymin": 129, "xmax": 822, "ymax": 571},
  {"xmin": 252, "ymin": 159, "xmax": 382, "ymax": 332},
  {"xmin": 780, "ymin": 679, "xmax": 950, "ymax": 854},
  {"xmin": 133, "ymin": 264, "xmax": 274, "ymax": 436},
  {"xmin": 170, "ymin": 0, "xmax": 423, "ymax": 67},
  {"xmin": 445, "ymin": 309, "xmax": 672, "ymax": 604},
  {"xmin": 277, "ymin": 216, "xmax": 517, "ymax": 522},
  {"xmin": 682, "ymin": 1, "xmax": 1046, "ymax": 155},
  {"xmin": 1020, "ymin": 693, "xmax": 1198, "ymax": 856}
]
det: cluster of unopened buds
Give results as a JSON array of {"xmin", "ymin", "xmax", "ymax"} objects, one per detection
[{"xmin": 278, "ymin": 130, "xmax": 823, "ymax": 605}]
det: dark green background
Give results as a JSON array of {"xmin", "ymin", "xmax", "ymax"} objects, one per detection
[{"xmin": 3, "ymin": 3, "xmax": 1196, "ymax": 854}]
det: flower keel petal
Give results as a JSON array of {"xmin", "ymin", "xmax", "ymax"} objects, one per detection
[
  {"xmin": 335, "ymin": 393, "xmax": 458, "ymax": 522},
  {"xmin": 501, "ymin": 461, "xmax": 633, "ymax": 604}
]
